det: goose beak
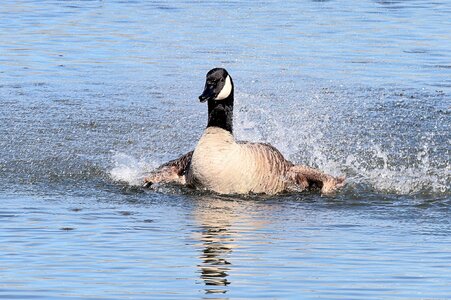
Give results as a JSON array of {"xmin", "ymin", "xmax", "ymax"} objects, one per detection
[
  {"xmin": 199, "ymin": 84, "xmax": 215, "ymax": 102},
  {"xmin": 198, "ymin": 94, "xmax": 208, "ymax": 103}
]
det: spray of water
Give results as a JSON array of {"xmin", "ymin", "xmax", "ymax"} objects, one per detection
[
  {"xmin": 233, "ymin": 87, "xmax": 450, "ymax": 195},
  {"xmin": 109, "ymin": 86, "xmax": 450, "ymax": 196},
  {"xmin": 345, "ymin": 144, "xmax": 449, "ymax": 194},
  {"xmin": 109, "ymin": 152, "xmax": 158, "ymax": 186}
]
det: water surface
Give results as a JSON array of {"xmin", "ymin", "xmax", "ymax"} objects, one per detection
[{"xmin": 0, "ymin": 0, "xmax": 450, "ymax": 299}]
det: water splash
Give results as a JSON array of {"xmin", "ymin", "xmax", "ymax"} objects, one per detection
[
  {"xmin": 233, "ymin": 87, "xmax": 450, "ymax": 196},
  {"xmin": 109, "ymin": 152, "xmax": 157, "ymax": 186},
  {"xmin": 103, "ymin": 86, "xmax": 449, "ymax": 197},
  {"xmin": 345, "ymin": 144, "xmax": 450, "ymax": 194}
]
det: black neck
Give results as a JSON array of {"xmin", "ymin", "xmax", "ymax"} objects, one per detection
[{"xmin": 207, "ymin": 93, "xmax": 234, "ymax": 133}]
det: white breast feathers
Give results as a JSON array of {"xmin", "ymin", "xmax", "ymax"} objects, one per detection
[{"xmin": 187, "ymin": 127, "xmax": 289, "ymax": 194}]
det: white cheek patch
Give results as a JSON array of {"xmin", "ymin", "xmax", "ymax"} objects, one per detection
[{"xmin": 215, "ymin": 75, "xmax": 232, "ymax": 100}]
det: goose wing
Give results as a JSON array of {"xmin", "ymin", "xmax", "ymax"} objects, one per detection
[
  {"xmin": 143, "ymin": 151, "xmax": 193, "ymax": 187},
  {"xmin": 288, "ymin": 165, "xmax": 345, "ymax": 194},
  {"xmin": 239, "ymin": 142, "xmax": 345, "ymax": 194},
  {"xmin": 238, "ymin": 142, "xmax": 291, "ymax": 171},
  {"xmin": 236, "ymin": 142, "xmax": 292, "ymax": 194}
]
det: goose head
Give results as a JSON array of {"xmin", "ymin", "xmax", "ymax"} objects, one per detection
[
  {"xmin": 199, "ymin": 68, "xmax": 233, "ymax": 102},
  {"xmin": 199, "ymin": 68, "xmax": 235, "ymax": 133}
]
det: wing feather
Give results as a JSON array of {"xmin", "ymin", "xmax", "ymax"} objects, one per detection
[{"xmin": 143, "ymin": 151, "xmax": 193, "ymax": 187}]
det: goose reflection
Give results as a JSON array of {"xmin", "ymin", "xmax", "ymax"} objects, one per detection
[
  {"xmin": 193, "ymin": 195, "xmax": 271, "ymax": 294},
  {"xmin": 192, "ymin": 195, "xmax": 266, "ymax": 295},
  {"xmin": 200, "ymin": 225, "xmax": 232, "ymax": 290},
  {"xmin": 193, "ymin": 195, "xmax": 271, "ymax": 299},
  {"xmin": 194, "ymin": 196, "xmax": 235, "ymax": 294}
]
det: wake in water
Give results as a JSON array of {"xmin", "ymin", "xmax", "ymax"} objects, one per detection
[{"xmin": 110, "ymin": 86, "xmax": 449, "ymax": 197}]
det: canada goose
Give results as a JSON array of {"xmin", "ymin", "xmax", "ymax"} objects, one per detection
[{"xmin": 144, "ymin": 68, "xmax": 345, "ymax": 194}]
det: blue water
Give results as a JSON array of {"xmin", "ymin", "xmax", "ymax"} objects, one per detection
[{"xmin": 1, "ymin": 0, "xmax": 450, "ymax": 299}]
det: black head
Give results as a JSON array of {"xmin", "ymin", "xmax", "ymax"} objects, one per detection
[{"xmin": 199, "ymin": 68, "xmax": 233, "ymax": 103}]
